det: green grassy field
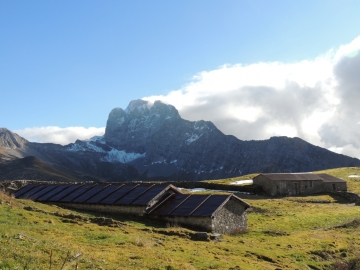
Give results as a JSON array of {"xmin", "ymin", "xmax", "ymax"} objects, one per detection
[{"xmin": 1, "ymin": 167, "xmax": 360, "ymax": 269}]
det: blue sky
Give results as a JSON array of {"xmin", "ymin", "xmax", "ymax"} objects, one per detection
[{"xmin": 1, "ymin": 1, "xmax": 360, "ymax": 158}]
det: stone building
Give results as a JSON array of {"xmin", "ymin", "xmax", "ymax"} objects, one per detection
[
  {"xmin": 14, "ymin": 183, "xmax": 250, "ymax": 234},
  {"xmin": 253, "ymin": 173, "xmax": 347, "ymax": 196},
  {"xmin": 316, "ymin": 173, "xmax": 348, "ymax": 193}
]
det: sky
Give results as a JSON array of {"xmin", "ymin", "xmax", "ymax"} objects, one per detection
[{"xmin": 1, "ymin": 1, "xmax": 360, "ymax": 158}]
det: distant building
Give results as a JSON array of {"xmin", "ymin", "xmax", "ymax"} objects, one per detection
[
  {"xmin": 14, "ymin": 183, "xmax": 250, "ymax": 234},
  {"xmin": 253, "ymin": 173, "xmax": 347, "ymax": 196}
]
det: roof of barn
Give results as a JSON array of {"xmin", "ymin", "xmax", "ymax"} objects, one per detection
[
  {"xmin": 14, "ymin": 183, "xmax": 181, "ymax": 206},
  {"xmin": 255, "ymin": 173, "xmax": 324, "ymax": 181},
  {"xmin": 316, "ymin": 174, "xmax": 346, "ymax": 183},
  {"xmin": 147, "ymin": 193, "xmax": 250, "ymax": 217}
]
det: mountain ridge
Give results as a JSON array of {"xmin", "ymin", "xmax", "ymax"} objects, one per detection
[{"xmin": 1, "ymin": 100, "xmax": 360, "ymax": 182}]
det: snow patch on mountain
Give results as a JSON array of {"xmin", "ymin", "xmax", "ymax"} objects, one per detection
[
  {"xmin": 102, "ymin": 149, "xmax": 145, "ymax": 163},
  {"xmin": 67, "ymin": 143, "xmax": 88, "ymax": 152},
  {"xmin": 67, "ymin": 136, "xmax": 107, "ymax": 153},
  {"xmin": 67, "ymin": 136, "xmax": 145, "ymax": 163},
  {"xmin": 186, "ymin": 134, "xmax": 201, "ymax": 144}
]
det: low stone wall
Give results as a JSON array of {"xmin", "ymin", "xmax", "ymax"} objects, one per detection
[
  {"xmin": 0, "ymin": 180, "xmax": 79, "ymax": 194},
  {"xmin": 334, "ymin": 191, "xmax": 360, "ymax": 203},
  {"xmin": 49, "ymin": 203, "xmax": 146, "ymax": 216}
]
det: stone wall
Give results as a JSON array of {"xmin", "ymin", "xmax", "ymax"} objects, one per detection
[
  {"xmin": 334, "ymin": 191, "xmax": 360, "ymax": 203},
  {"xmin": 323, "ymin": 182, "xmax": 347, "ymax": 193},
  {"xmin": 150, "ymin": 215, "xmax": 213, "ymax": 232},
  {"xmin": 212, "ymin": 198, "xmax": 247, "ymax": 234},
  {"xmin": 279, "ymin": 180, "xmax": 324, "ymax": 196},
  {"xmin": 253, "ymin": 175, "xmax": 325, "ymax": 196},
  {"xmin": 49, "ymin": 203, "xmax": 146, "ymax": 216}
]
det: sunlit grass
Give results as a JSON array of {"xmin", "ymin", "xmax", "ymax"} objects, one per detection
[{"xmin": 1, "ymin": 167, "xmax": 360, "ymax": 269}]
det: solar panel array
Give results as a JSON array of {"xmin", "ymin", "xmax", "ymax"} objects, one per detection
[
  {"xmin": 149, "ymin": 194, "xmax": 231, "ymax": 217},
  {"xmin": 14, "ymin": 183, "xmax": 248, "ymax": 219},
  {"xmin": 14, "ymin": 183, "xmax": 170, "ymax": 206}
]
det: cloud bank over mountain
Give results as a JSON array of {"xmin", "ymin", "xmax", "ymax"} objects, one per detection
[
  {"xmin": 144, "ymin": 37, "xmax": 360, "ymax": 158},
  {"xmin": 15, "ymin": 127, "xmax": 105, "ymax": 146}
]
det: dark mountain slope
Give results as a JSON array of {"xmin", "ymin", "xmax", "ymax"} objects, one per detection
[
  {"xmin": 0, "ymin": 156, "xmax": 79, "ymax": 182},
  {"xmin": 103, "ymin": 100, "xmax": 360, "ymax": 180},
  {"xmin": 1, "ymin": 100, "xmax": 359, "ymax": 182}
]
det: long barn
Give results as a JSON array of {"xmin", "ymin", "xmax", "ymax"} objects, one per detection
[
  {"xmin": 253, "ymin": 173, "xmax": 347, "ymax": 196},
  {"xmin": 14, "ymin": 183, "xmax": 250, "ymax": 234}
]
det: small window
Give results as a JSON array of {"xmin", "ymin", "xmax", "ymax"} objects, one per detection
[{"xmin": 309, "ymin": 181, "xmax": 313, "ymax": 188}]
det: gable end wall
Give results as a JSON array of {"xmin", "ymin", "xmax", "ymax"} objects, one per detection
[{"xmin": 212, "ymin": 198, "xmax": 247, "ymax": 234}]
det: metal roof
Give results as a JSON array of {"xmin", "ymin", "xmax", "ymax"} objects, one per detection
[
  {"xmin": 14, "ymin": 184, "xmax": 39, "ymax": 198},
  {"xmin": 316, "ymin": 174, "xmax": 346, "ymax": 183},
  {"xmin": 14, "ymin": 183, "xmax": 180, "ymax": 206},
  {"xmin": 148, "ymin": 193, "xmax": 250, "ymax": 217},
  {"xmin": 258, "ymin": 173, "xmax": 323, "ymax": 181},
  {"xmin": 37, "ymin": 185, "xmax": 70, "ymax": 202},
  {"xmin": 72, "ymin": 184, "xmax": 109, "ymax": 203},
  {"xmin": 86, "ymin": 184, "xmax": 124, "ymax": 204},
  {"xmin": 15, "ymin": 184, "xmax": 47, "ymax": 199}
]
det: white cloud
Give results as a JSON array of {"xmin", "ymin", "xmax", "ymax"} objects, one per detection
[
  {"xmin": 15, "ymin": 126, "xmax": 105, "ymax": 145},
  {"xmin": 13, "ymin": 37, "xmax": 360, "ymax": 160},
  {"xmin": 144, "ymin": 36, "xmax": 360, "ymax": 159}
]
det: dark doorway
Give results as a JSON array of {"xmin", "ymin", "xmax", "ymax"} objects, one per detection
[{"xmin": 294, "ymin": 183, "xmax": 298, "ymax": 195}]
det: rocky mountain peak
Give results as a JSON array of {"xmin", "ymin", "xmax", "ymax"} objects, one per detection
[
  {"xmin": 104, "ymin": 100, "xmax": 181, "ymax": 152},
  {"xmin": 0, "ymin": 128, "xmax": 28, "ymax": 149},
  {"xmin": 125, "ymin": 99, "xmax": 150, "ymax": 114},
  {"xmin": 123, "ymin": 99, "xmax": 180, "ymax": 118}
]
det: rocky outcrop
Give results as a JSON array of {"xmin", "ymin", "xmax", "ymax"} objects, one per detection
[{"xmin": 0, "ymin": 128, "xmax": 28, "ymax": 149}]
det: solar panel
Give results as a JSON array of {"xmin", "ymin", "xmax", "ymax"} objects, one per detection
[
  {"xmin": 14, "ymin": 184, "xmax": 38, "ymax": 198},
  {"xmin": 131, "ymin": 185, "xmax": 166, "ymax": 205},
  {"xmin": 16, "ymin": 185, "xmax": 47, "ymax": 199},
  {"xmin": 37, "ymin": 185, "xmax": 70, "ymax": 202},
  {"xmin": 47, "ymin": 184, "xmax": 84, "ymax": 202},
  {"xmin": 191, "ymin": 195, "xmax": 229, "ymax": 217},
  {"xmin": 86, "ymin": 185, "xmax": 122, "ymax": 204},
  {"xmin": 170, "ymin": 195, "xmax": 207, "ymax": 216},
  {"xmin": 100, "ymin": 185, "xmax": 138, "ymax": 204},
  {"xmin": 59, "ymin": 184, "xmax": 94, "ymax": 203},
  {"xmin": 152, "ymin": 194, "xmax": 189, "ymax": 216},
  {"xmin": 72, "ymin": 184, "xmax": 109, "ymax": 203},
  {"xmin": 28, "ymin": 185, "xmax": 59, "ymax": 201},
  {"xmin": 115, "ymin": 185, "xmax": 153, "ymax": 205}
]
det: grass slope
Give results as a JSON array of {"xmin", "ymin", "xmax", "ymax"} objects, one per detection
[
  {"xmin": 1, "ymin": 167, "xmax": 360, "ymax": 269},
  {"xmin": 0, "ymin": 156, "xmax": 79, "ymax": 182}
]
